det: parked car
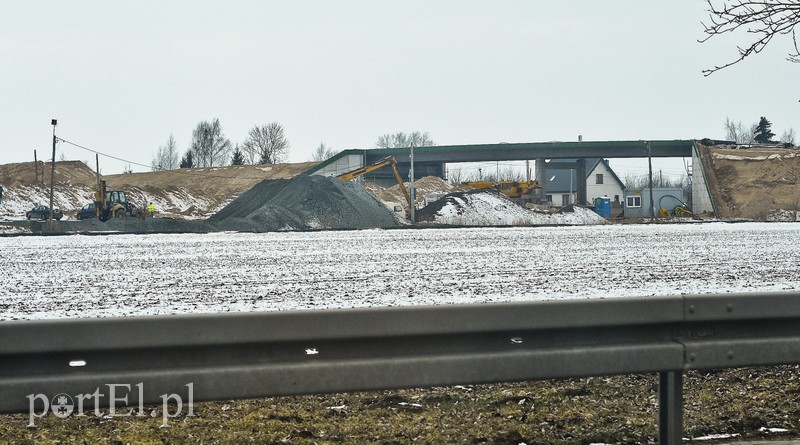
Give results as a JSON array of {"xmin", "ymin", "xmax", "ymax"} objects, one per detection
[
  {"xmin": 76, "ymin": 203, "xmax": 96, "ymax": 220},
  {"xmin": 26, "ymin": 205, "xmax": 63, "ymax": 221}
]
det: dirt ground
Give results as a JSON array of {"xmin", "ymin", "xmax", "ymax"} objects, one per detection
[
  {"xmin": 0, "ymin": 161, "xmax": 319, "ymax": 219},
  {"xmin": 699, "ymin": 145, "xmax": 800, "ymax": 220}
]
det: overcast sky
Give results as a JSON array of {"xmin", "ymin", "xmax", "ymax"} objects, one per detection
[{"xmin": 1, "ymin": 1, "xmax": 797, "ymax": 180}]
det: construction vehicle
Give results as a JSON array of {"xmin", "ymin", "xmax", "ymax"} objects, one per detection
[
  {"xmin": 463, "ymin": 180, "xmax": 541, "ymax": 200},
  {"xmin": 94, "ymin": 179, "xmax": 142, "ymax": 221},
  {"xmin": 336, "ymin": 156, "xmax": 413, "ymax": 211}
]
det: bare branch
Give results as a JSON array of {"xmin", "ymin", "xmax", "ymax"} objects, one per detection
[{"xmin": 700, "ymin": 0, "xmax": 800, "ymax": 75}]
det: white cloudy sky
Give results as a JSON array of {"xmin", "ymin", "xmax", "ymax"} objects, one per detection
[{"xmin": 1, "ymin": 1, "xmax": 797, "ymax": 180}]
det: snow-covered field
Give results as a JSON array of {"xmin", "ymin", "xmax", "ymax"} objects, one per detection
[{"xmin": 2, "ymin": 223, "xmax": 799, "ymax": 321}]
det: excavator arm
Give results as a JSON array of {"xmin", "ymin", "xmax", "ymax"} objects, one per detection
[{"xmin": 336, "ymin": 156, "xmax": 413, "ymax": 210}]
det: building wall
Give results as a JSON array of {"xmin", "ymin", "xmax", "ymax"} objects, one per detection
[
  {"xmin": 545, "ymin": 162, "xmax": 624, "ymax": 206},
  {"xmin": 311, "ymin": 154, "xmax": 365, "ymax": 177},
  {"xmin": 624, "ymin": 187, "xmax": 685, "ymax": 218},
  {"xmin": 586, "ymin": 161, "xmax": 624, "ymax": 205},
  {"xmin": 691, "ymin": 144, "xmax": 715, "ymax": 214}
]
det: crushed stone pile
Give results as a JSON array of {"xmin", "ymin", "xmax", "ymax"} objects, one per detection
[
  {"xmin": 208, "ymin": 175, "xmax": 401, "ymax": 232},
  {"xmin": 366, "ymin": 176, "xmax": 472, "ymax": 208},
  {"xmin": 416, "ymin": 189, "xmax": 608, "ymax": 226}
]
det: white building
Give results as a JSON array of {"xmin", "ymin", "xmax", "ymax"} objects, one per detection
[{"xmin": 544, "ymin": 158, "xmax": 625, "ymax": 206}]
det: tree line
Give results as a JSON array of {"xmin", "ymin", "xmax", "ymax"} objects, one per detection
[
  {"xmin": 152, "ymin": 125, "xmax": 436, "ymax": 171},
  {"xmin": 724, "ymin": 116, "xmax": 795, "ymax": 145},
  {"xmin": 151, "ymin": 120, "xmax": 290, "ymax": 170}
]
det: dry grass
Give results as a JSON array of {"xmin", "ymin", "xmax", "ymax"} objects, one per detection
[{"xmin": 1, "ymin": 366, "xmax": 799, "ymax": 444}]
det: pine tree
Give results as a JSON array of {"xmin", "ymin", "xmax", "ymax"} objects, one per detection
[
  {"xmin": 180, "ymin": 150, "xmax": 195, "ymax": 168},
  {"xmin": 753, "ymin": 116, "xmax": 776, "ymax": 143},
  {"xmin": 231, "ymin": 145, "xmax": 245, "ymax": 165}
]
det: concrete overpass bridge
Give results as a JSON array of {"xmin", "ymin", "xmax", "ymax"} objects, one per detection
[{"xmin": 305, "ymin": 140, "xmax": 698, "ymax": 206}]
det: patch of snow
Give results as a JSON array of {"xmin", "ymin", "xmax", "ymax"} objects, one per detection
[
  {"xmin": 766, "ymin": 209, "xmax": 800, "ymax": 222},
  {"xmin": 0, "ymin": 224, "xmax": 30, "ymax": 234},
  {"xmin": 425, "ymin": 191, "xmax": 607, "ymax": 226},
  {"xmin": 688, "ymin": 433, "xmax": 741, "ymax": 441},
  {"xmin": 759, "ymin": 426, "xmax": 790, "ymax": 434},
  {"xmin": 713, "ymin": 152, "xmax": 799, "ymax": 161}
]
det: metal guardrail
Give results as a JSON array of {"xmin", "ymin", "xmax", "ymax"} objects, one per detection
[{"xmin": 2, "ymin": 292, "xmax": 800, "ymax": 443}]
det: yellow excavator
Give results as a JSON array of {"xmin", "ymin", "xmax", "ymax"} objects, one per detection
[
  {"xmin": 94, "ymin": 179, "xmax": 142, "ymax": 221},
  {"xmin": 462, "ymin": 180, "xmax": 541, "ymax": 200},
  {"xmin": 336, "ymin": 156, "xmax": 413, "ymax": 210}
]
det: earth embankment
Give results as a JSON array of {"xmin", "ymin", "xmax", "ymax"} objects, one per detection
[{"xmin": 699, "ymin": 145, "xmax": 800, "ymax": 220}]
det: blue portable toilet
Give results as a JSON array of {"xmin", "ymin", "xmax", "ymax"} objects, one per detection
[{"xmin": 593, "ymin": 197, "xmax": 611, "ymax": 218}]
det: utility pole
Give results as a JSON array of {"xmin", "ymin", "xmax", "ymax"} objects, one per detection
[
  {"xmin": 647, "ymin": 141, "xmax": 655, "ymax": 219},
  {"xmin": 95, "ymin": 154, "xmax": 101, "ymax": 189},
  {"xmin": 34, "ymin": 150, "xmax": 39, "ymax": 183},
  {"xmin": 409, "ymin": 142, "xmax": 415, "ymax": 224},
  {"xmin": 49, "ymin": 119, "xmax": 57, "ymax": 230}
]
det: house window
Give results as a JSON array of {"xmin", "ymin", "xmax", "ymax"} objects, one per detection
[
  {"xmin": 545, "ymin": 194, "xmax": 552, "ymax": 203},
  {"xmin": 562, "ymin": 194, "xmax": 571, "ymax": 206},
  {"xmin": 595, "ymin": 174, "xmax": 604, "ymax": 184},
  {"xmin": 626, "ymin": 196, "xmax": 642, "ymax": 208},
  {"xmin": 614, "ymin": 194, "xmax": 620, "ymax": 203}
]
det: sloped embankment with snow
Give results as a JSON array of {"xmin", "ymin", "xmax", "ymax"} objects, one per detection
[
  {"xmin": 700, "ymin": 145, "xmax": 800, "ymax": 220},
  {"xmin": 0, "ymin": 160, "xmax": 319, "ymax": 220},
  {"xmin": 416, "ymin": 189, "xmax": 607, "ymax": 226}
]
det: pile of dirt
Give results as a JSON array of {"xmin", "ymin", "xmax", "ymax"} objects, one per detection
[
  {"xmin": 366, "ymin": 176, "xmax": 471, "ymax": 208},
  {"xmin": 0, "ymin": 161, "xmax": 319, "ymax": 220},
  {"xmin": 208, "ymin": 175, "xmax": 401, "ymax": 232},
  {"xmin": 700, "ymin": 145, "xmax": 800, "ymax": 220},
  {"xmin": 0, "ymin": 160, "xmax": 97, "ymax": 187},
  {"xmin": 417, "ymin": 189, "xmax": 608, "ymax": 226}
]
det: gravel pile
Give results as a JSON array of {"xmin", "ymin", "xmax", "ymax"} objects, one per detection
[
  {"xmin": 208, "ymin": 175, "xmax": 401, "ymax": 232},
  {"xmin": 416, "ymin": 189, "xmax": 608, "ymax": 226}
]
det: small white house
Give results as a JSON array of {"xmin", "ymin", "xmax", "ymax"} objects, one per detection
[{"xmin": 544, "ymin": 158, "xmax": 625, "ymax": 206}]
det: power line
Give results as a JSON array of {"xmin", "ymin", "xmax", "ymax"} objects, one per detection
[
  {"xmin": 55, "ymin": 136, "xmax": 272, "ymax": 181},
  {"xmin": 57, "ymin": 137, "xmax": 153, "ymax": 170}
]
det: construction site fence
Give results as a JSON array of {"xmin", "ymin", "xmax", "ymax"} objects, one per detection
[{"xmin": 3, "ymin": 292, "xmax": 800, "ymax": 444}]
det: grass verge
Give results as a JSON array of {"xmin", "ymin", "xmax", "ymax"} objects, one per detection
[{"xmin": 1, "ymin": 366, "xmax": 799, "ymax": 444}]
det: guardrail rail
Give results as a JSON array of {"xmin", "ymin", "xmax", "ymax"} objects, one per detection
[{"xmin": 2, "ymin": 292, "xmax": 800, "ymax": 444}]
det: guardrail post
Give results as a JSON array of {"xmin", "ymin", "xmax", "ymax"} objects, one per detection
[{"xmin": 658, "ymin": 371, "xmax": 683, "ymax": 445}]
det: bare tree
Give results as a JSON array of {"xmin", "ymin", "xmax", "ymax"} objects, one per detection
[
  {"xmin": 375, "ymin": 131, "xmax": 435, "ymax": 148},
  {"xmin": 781, "ymin": 127, "xmax": 797, "ymax": 144},
  {"xmin": 447, "ymin": 167, "xmax": 464, "ymax": 184},
  {"xmin": 700, "ymin": 0, "xmax": 800, "ymax": 75},
  {"xmin": 242, "ymin": 123, "xmax": 290, "ymax": 164},
  {"xmin": 190, "ymin": 119, "xmax": 231, "ymax": 168},
  {"xmin": 724, "ymin": 117, "xmax": 756, "ymax": 144},
  {"xmin": 311, "ymin": 142, "xmax": 338, "ymax": 161},
  {"xmin": 151, "ymin": 134, "xmax": 180, "ymax": 170},
  {"xmin": 624, "ymin": 173, "xmax": 687, "ymax": 189}
]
